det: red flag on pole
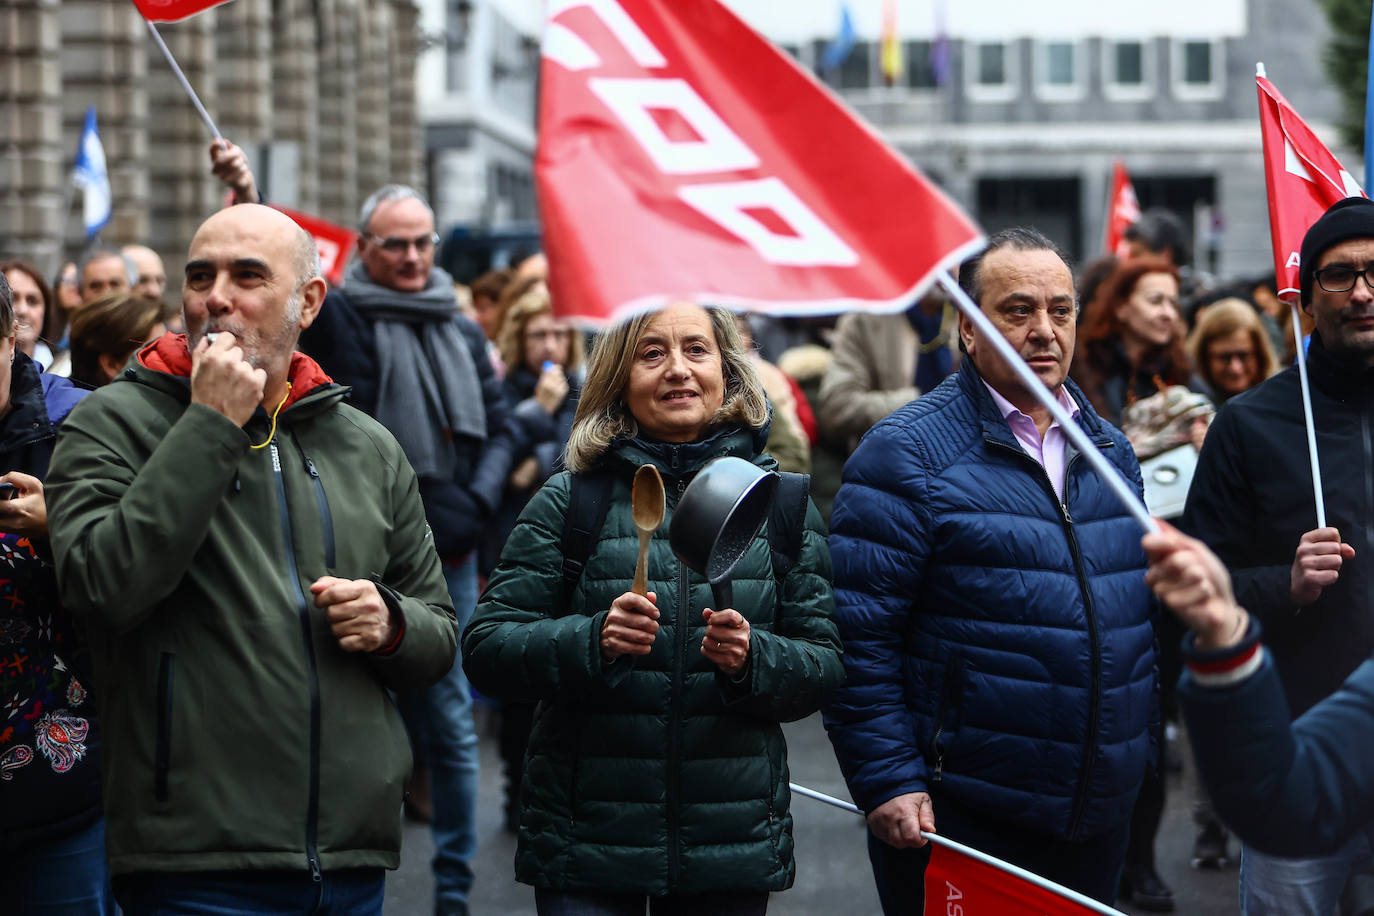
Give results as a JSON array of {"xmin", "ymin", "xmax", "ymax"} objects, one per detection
[
  {"xmin": 273, "ymin": 207, "xmax": 357, "ymax": 288},
  {"xmin": 1103, "ymin": 160, "xmax": 1139, "ymax": 258},
  {"xmin": 1257, "ymin": 70, "xmax": 1365, "ymax": 301},
  {"xmin": 131, "ymin": 0, "xmax": 231, "ymax": 21},
  {"xmin": 536, "ymin": 0, "xmax": 982, "ymax": 325},
  {"xmin": 924, "ymin": 835, "xmax": 1125, "ymax": 915}
]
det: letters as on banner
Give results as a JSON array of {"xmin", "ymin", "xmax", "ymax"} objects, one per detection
[
  {"xmin": 536, "ymin": 0, "xmax": 982, "ymax": 324},
  {"xmin": 130, "ymin": 0, "xmax": 233, "ymax": 23},
  {"xmin": 923, "ymin": 840, "xmax": 1122, "ymax": 915},
  {"xmin": 1257, "ymin": 73, "xmax": 1366, "ymax": 301}
]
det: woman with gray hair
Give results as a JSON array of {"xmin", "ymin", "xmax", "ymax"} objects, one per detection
[{"xmin": 464, "ymin": 302, "xmax": 843, "ymax": 915}]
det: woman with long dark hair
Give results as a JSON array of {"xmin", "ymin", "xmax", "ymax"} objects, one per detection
[{"xmin": 1073, "ymin": 257, "xmax": 1204, "ymax": 425}]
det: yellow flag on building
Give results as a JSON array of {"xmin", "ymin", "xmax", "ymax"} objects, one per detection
[{"xmin": 881, "ymin": 0, "xmax": 903, "ymax": 85}]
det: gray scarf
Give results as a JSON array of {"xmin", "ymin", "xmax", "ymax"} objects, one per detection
[{"xmin": 342, "ymin": 260, "xmax": 486, "ymax": 478}]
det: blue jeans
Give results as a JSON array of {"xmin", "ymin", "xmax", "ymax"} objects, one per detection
[
  {"xmin": 534, "ymin": 888, "xmax": 769, "ymax": 916},
  {"xmin": 398, "ymin": 554, "xmax": 479, "ymax": 916},
  {"xmin": 1240, "ymin": 830, "xmax": 1374, "ymax": 915},
  {"xmin": 113, "ymin": 868, "xmax": 384, "ymax": 915},
  {"xmin": 1, "ymin": 817, "xmax": 115, "ymax": 915}
]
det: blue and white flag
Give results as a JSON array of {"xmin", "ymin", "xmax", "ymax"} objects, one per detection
[
  {"xmin": 73, "ymin": 107, "xmax": 112, "ymax": 239},
  {"xmin": 819, "ymin": 2, "xmax": 856, "ymax": 72}
]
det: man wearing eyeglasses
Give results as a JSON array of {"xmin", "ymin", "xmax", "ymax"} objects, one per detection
[
  {"xmin": 1182, "ymin": 196, "xmax": 1374, "ymax": 916},
  {"xmin": 299, "ymin": 185, "xmax": 536, "ymax": 916}
]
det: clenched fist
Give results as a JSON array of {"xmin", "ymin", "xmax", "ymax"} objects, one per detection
[{"xmin": 191, "ymin": 332, "xmax": 267, "ymax": 427}]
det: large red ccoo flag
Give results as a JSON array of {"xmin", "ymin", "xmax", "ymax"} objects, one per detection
[
  {"xmin": 536, "ymin": 0, "xmax": 982, "ymax": 324},
  {"xmin": 1257, "ymin": 71, "xmax": 1366, "ymax": 302},
  {"xmin": 131, "ymin": 0, "xmax": 231, "ymax": 22}
]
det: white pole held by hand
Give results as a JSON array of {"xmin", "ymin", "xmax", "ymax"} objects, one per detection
[
  {"xmin": 937, "ymin": 273, "xmax": 1158, "ymax": 534},
  {"xmin": 1290, "ymin": 302, "xmax": 1327, "ymax": 528},
  {"xmin": 787, "ymin": 782, "xmax": 1126, "ymax": 915},
  {"xmin": 145, "ymin": 20, "xmax": 222, "ymax": 141}
]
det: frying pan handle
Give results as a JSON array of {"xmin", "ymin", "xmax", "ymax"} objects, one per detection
[{"xmin": 711, "ymin": 578, "xmax": 733, "ymax": 612}]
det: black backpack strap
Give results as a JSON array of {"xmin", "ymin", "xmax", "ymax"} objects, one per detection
[
  {"xmin": 560, "ymin": 470, "xmax": 614, "ymax": 609},
  {"xmin": 768, "ymin": 471, "xmax": 811, "ymax": 582}
]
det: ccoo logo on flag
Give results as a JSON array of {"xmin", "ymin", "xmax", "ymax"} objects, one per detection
[{"xmin": 535, "ymin": 0, "xmax": 982, "ymax": 324}]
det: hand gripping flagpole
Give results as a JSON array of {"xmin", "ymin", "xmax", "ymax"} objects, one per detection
[
  {"xmin": 1290, "ymin": 302, "xmax": 1327, "ymax": 527},
  {"xmin": 935, "ymin": 273, "xmax": 1159, "ymax": 534},
  {"xmin": 144, "ymin": 19, "xmax": 223, "ymax": 141},
  {"xmin": 788, "ymin": 783, "xmax": 1126, "ymax": 915}
]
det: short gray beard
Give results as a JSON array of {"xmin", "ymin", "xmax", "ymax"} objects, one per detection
[{"xmin": 187, "ymin": 290, "xmax": 302, "ymax": 370}]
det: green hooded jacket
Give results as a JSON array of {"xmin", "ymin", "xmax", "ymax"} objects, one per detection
[
  {"xmin": 44, "ymin": 338, "xmax": 457, "ymax": 878},
  {"xmin": 463, "ymin": 424, "xmax": 844, "ymax": 895}
]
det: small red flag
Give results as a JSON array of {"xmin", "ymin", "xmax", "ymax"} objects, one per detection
[
  {"xmin": 536, "ymin": 0, "xmax": 982, "ymax": 324},
  {"xmin": 273, "ymin": 207, "xmax": 357, "ymax": 288},
  {"xmin": 1257, "ymin": 71, "xmax": 1366, "ymax": 301},
  {"xmin": 1103, "ymin": 160, "xmax": 1139, "ymax": 258},
  {"xmin": 131, "ymin": 0, "xmax": 232, "ymax": 22},
  {"xmin": 924, "ymin": 836, "xmax": 1124, "ymax": 915}
]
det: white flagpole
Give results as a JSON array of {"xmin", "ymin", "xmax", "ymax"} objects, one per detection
[
  {"xmin": 936, "ymin": 273, "xmax": 1158, "ymax": 534},
  {"xmin": 788, "ymin": 783, "xmax": 1126, "ymax": 915},
  {"xmin": 1290, "ymin": 302, "xmax": 1327, "ymax": 527},
  {"xmin": 144, "ymin": 19, "xmax": 222, "ymax": 140}
]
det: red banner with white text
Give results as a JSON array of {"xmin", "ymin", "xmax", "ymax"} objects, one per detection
[
  {"xmin": 924, "ymin": 835, "xmax": 1125, "ymax": 915},
  {"xmin": 131, "ymin": 0, "xmax": 232, "ymax": 22},
  {"xmin": 536, "ymin": 0, "xmax": 982, "ymax": 324},
  {"xmin": 273, "ymin": 207, "xmax": 357, "ymax": 288},
  {"xmin": 1103, "ymin": 160, "xmax": 1139, "ymax": 258},
  {"xmin": 1257, "ymin": 73, "xmax": 1366, "ymax": 302}
]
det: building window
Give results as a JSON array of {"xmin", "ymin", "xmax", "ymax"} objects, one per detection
[
  {"xmin": 1173, "ymin": 38, "xmax": 1224, "ymax": 100},
  {"xmin": 967, "ymin": 40, "xmax": 1018, "ymax": 101},
  {"xmin": 814, "ymin": 38, "xmax": 873, "ymax": 90},
  {"xmin": 1104, "ymin": 39, "xmax": 1154, "ymax": 100},
  {"xmin": 1035, "ymin": 40, "xmax": 1083, "ymax": 101},
  {"xmin": 977, "ymin": 43, "xmax": 1005, "ymax": 85},
  {"xmin": 905, "ymin": 39, "xmax": 949, "ymax": 89}
]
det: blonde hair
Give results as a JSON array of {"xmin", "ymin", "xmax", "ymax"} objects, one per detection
[
  {"xmin": 565, "ymin": 304, "xmax": 769, "ymax": 473},
  {"xmin": 497, "ymin": 285, "xmax": 584, "ymax": 375},
  {"xmin": 1187, "ymin": 298, "xmax": 1278, "ymax": 395}
]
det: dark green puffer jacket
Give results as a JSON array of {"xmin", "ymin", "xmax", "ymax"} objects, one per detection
[
  {"xmin": 45, "ymin": 340, "xmax": 458, "ymax": 878},
  {"xmin": 463, "ymin": 424, "xmax": 843, "ymax": 895}
]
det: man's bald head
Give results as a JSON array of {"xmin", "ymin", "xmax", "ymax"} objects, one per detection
[
  {"xmin": 182, "ymin": 204, "xmax": 326, "ymax": 375},
  {"xmin": 123, "ymin": 244, "xmax": 168, "ymax": 300}
]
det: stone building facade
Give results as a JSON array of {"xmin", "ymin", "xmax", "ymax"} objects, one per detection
[{"xmin": 1, "ymin": 0, "xmax": 424, "ymax": 277}]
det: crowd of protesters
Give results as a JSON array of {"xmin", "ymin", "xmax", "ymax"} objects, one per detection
[{"xmin": 5, "ymin": 130, "xmax": 1372, "ymax": 916}]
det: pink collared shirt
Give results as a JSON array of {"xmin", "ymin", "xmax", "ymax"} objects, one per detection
[{"xmin": 983, "ymin": 381, "xmax": 1081, "ymax": 502}]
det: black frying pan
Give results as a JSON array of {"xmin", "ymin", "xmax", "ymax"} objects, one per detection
[{"xmin": 669, "ymin": 456, "xmax": 778, "ymax": 611}]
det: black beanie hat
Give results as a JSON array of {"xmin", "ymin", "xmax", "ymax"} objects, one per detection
[{"xmin": 1300, "ymin": 196, "xmax": 1374, "ymax": 305}]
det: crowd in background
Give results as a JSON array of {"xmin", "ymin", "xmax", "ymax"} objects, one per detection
[{"xmin": 0, "ymin": 145, "xmax": 1330, "ymax": 916}]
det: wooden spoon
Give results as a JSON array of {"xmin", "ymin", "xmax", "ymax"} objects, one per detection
[{"xmin": 631, "ymin": 464, "xmax": 665, "ymax": 596}]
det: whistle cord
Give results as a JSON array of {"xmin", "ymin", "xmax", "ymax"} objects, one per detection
[{"xmin": 248, "ymin": 381, "xmax": 292, "ymax": 450}]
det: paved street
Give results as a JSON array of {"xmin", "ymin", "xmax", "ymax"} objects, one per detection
[{"xmin": 386, "ymin": 707, "xmax": 1240, "ymax": 915}]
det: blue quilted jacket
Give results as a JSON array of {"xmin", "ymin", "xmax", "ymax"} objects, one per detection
[{"xmin": 823, "ymin": 363, "xmax": 1157, "ymax": 842}]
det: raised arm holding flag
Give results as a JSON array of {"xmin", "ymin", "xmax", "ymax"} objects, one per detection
[{"xmin": 1179, "ymin": 66, "xmax": 1374, "ymax": 916}]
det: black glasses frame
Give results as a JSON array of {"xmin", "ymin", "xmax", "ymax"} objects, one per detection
[{"xmin": 1314, "ymin": 265, "xmax": 1374, "ymax": 293}]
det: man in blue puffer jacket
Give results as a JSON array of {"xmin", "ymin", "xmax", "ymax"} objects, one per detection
[{"xmin": 824, "ymin": 228, "xmax": 1157, "ymax": 911}]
